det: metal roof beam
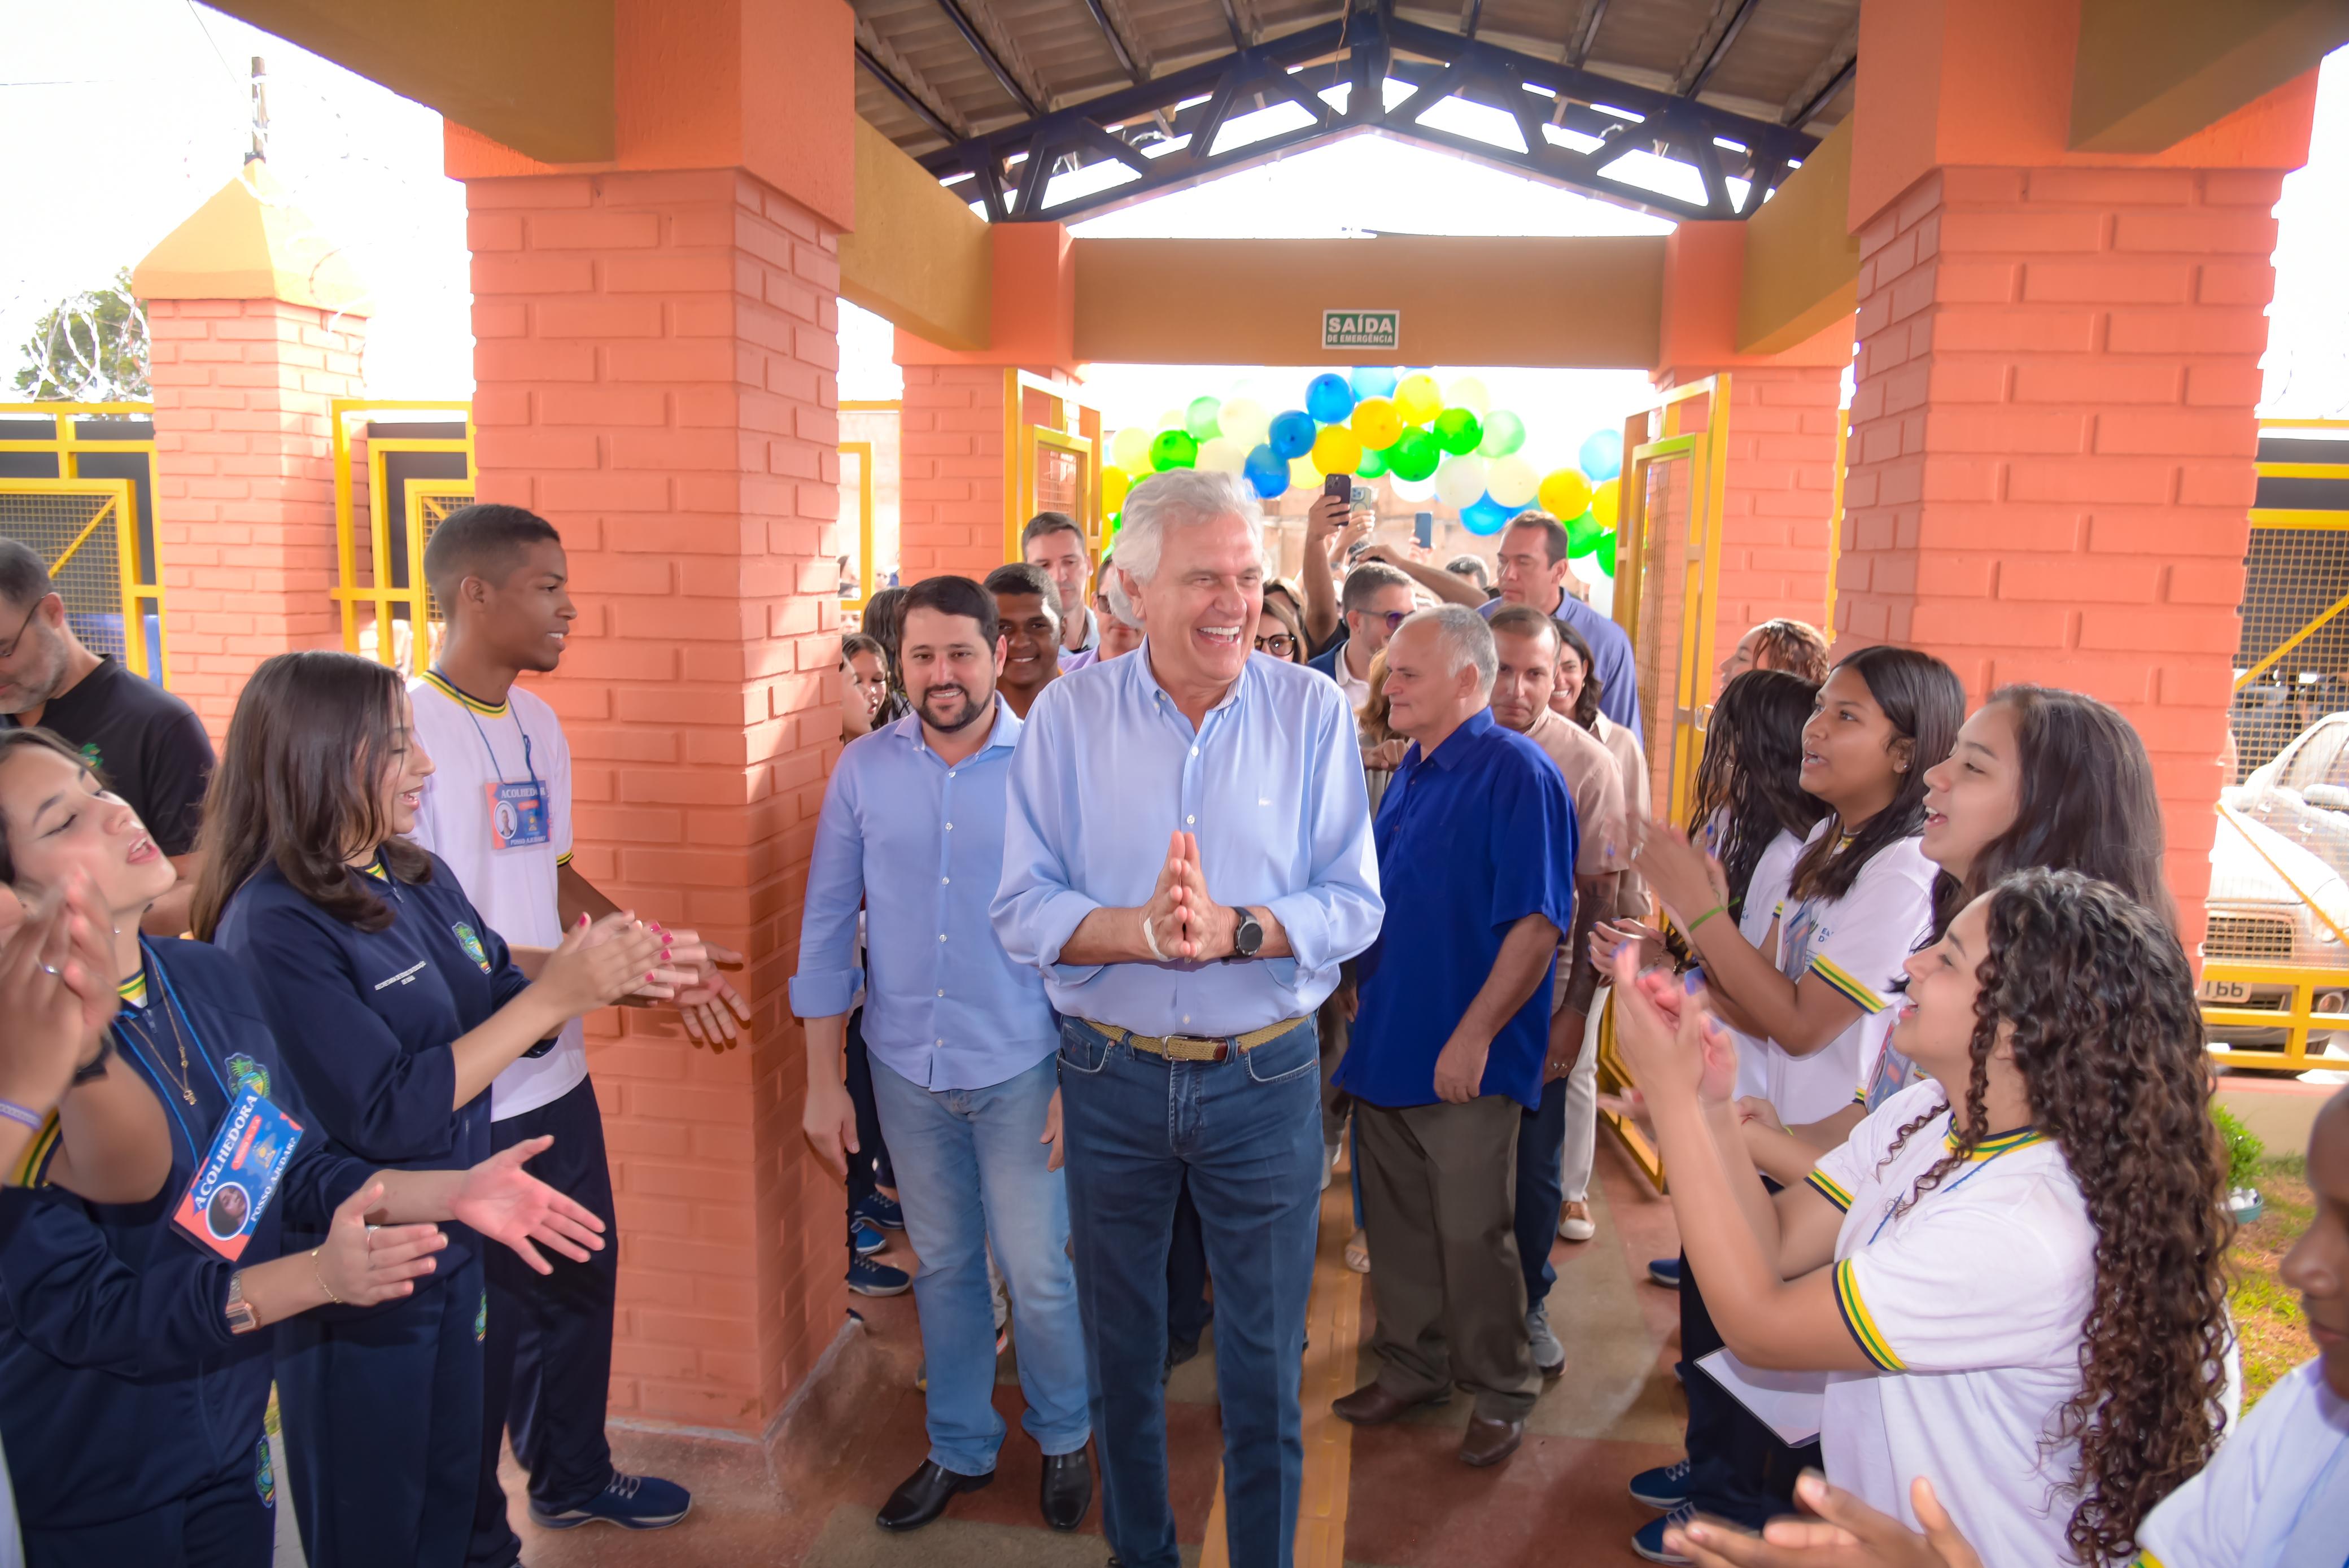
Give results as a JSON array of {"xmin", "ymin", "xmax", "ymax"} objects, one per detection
[
  {"xmin": 1674, "ymin": 0, "xmax": 1764, "ymax": 98},
  {"xmin": 854, "ymin": 30, "xmax": 966, "ymax": 145},
  {"xmin": 931, "ymin": 0, "xmax": 1046, "ymax": 117},
  {"xmin": 1077, "ymin": 0, "xmax": 1145, "ymax": 81},
  {"xmin": 1784, "ymin": 46, "xmax": 1855, "ymax": 129},
  {"xmin": 1566, "ymin": 0, "xmax": 1610, "ymax": 68}
]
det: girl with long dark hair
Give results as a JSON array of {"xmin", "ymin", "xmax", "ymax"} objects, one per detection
[
  {"xmin": 0, "ymin": 728, "xmax": 603, "ymax": 1567},
  {"xmin": 191, "ymin": 652, "xmax": 661, "ymax": 1568},
  {"xmin": 1636, "ymin": 646, "xmax": 1963, "ymax": 1128},
  {"xmin": 1612, "ymin": 868, "xmax": 2233, "ymax": 1566}
]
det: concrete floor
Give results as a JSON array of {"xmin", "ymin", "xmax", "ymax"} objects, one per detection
[{"xmin": 479, "ymin": 1134, "xmax": 1692, "ymax": 1568}]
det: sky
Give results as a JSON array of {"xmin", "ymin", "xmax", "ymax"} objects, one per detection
[{"xmin": 8, "ymin": 2, "xmax": 2349, "ymax": 427}]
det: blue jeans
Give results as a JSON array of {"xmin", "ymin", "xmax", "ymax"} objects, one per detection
[
  {"xmin": 869, "ymin": 1052, "xmax": 1092, "ymax": 1476},
  {"xmin": 1514, "ymin": 1075, "xmax": 1569, "ymax": 1310},
  {"xmin": 1056, "ymin": 1016, "xmax": 1322, "ymax": 1568}
]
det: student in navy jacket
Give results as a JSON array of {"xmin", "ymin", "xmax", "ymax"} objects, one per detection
[
  {"xmin": 192, "ymin": 653, "xmax": 663, "ymax": 1568},
  {"xmin": 0, "ymin": 727, "xmax": 614, "ymax": 1568}
]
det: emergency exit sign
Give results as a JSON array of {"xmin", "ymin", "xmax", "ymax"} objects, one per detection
[{"xmin": 1323, "ymin": 310, "xmax": 1399, "ymax": 351}]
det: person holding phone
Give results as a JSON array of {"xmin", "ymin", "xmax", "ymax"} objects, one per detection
[{"xmin": 194, "ymin": 652, "xmax": 663, "ymax": 1568}]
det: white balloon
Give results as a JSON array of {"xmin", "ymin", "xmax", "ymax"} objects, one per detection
[
  {"xmin": 1434, "ymin": 454, "xmax": 1488, "ymax": 510},
  {"xmin": 1110, "ymin": 427, "xmax": 1150, "ymax": 471},
  {"xmin": 1388, "ymin": 472, "xmax": 1438, "ymax": 503},
  {"xmin": 1220, "ymin": 396, "xmax": 1270, "ymax": 449},
  {"xmin": 1486, "ymin": 454, "xmax": 1539, "ymax": 509},
  {"xmin": 1444, "ymin": 375, "xmax": 1490, "ymax": 416},
  {"xmin": 1196, "ymin": 437, "xmax": 1246, "ymax": 474},
  {"xmin": 1158, "ymin": 409, "xmax": 1186, "ymax": 436}
]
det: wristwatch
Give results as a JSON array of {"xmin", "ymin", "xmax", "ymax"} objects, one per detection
[
  {"xmin": 1232, "ymin": 907, "xmax": 1265, "ymax": 959},
  {"xmin": 224, "ymin": 1272, "xmax": 259, "ymax": 1335}
]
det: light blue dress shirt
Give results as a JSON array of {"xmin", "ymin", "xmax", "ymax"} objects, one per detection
[
  {"xmin": 992, "ymin": 644, "xmax": 1384, "ymax": 1039},
  {"xmin": 790, "ymin": 702, "xmax": 1057, "ymax": 1091}
]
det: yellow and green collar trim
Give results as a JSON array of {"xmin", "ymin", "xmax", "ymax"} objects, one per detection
[
  {"xmin": 117, "ymin": 971, "xmax": 148, "ymax": 1010},
  {"xmin": 1945, "ymin": 1125, "xmax": 2046, "ymax": 1160},
  {"xmin": 1805, "ymin": 1169, "xmax": 1854, "ymax": 1213},
  {"xmin": 1833, "ymin": 1259, "xmax": 1905, "ymax": 1372},
  {"xmin": 420, "ymin": 669, "xmax": 508, "ymax": 718}
]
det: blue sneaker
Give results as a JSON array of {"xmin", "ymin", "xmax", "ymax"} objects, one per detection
[
  {"xmin": 1628, "ymin": 1456, "xmax": 1691, "ymax": 1510},
  {"xmin": 529, "ymin": 1471, "xmax": 691, "ymax": 1532},
  {"xmin": 848, "ymin": 1256, "xmax": 910, "ymax": 1296},
  {"xmin": 1631, "ymin": 1503, "xmax": 1695, "ymax": 1565},
  {"xmin": 1648, "ymin": 1256, "xmax": 1682, "ymax": 1289},
  {"xmin": 852, "ymin": 1220, "xmax": 887, "ymax": 1258},
  {"xmin": 853, "ymin": 1190, "xmax": 905, "ymax": 1230}
]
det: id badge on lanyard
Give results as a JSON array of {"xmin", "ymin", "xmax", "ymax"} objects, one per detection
[
  {"xmin": 485, "ymin": 779, "xmax": 551, "ymax": 849},
  {"xmin": 172, "ymin": 1087, "xmax": 304, "ymax": 1261}
]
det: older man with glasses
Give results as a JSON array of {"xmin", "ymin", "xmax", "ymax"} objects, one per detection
[
  {"xmin": 994, "ymin": 469, "xmax": 1383, "ymax": 1568},
  {"xmin": 0, "ymin": 541, "xmax": 213, "ymax": 934}
]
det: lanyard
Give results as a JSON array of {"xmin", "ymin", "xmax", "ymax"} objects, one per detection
[
  {"xmin": 1865, "ymin": 1113, "xmax": 2036, "ymax": 1247},
  {"xmin": 433, "ymin": 669, "xmax": 544, "ymax": 792},
  {"xmin": 115, "ymin": 940, "xmax": 233, "ymax": 1162}
]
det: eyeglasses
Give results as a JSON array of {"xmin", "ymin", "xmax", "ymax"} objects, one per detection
[
  {"xmin": 1351, "ymin": 609, "xmax": 1409, "ymax": 633},
  {"xmin": 0, "ymin": 595, "xmax": 46, "ymax": 661},
  {"xmin": 1255, "ymin": 634, "xmax": 1296, "ymax": 657}
]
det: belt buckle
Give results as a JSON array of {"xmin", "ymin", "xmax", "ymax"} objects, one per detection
[{"xmin": 1163, "ymin": 1034, "xmax": 1230, "ymax": 1063}]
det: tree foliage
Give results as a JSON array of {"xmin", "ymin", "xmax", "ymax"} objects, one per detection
[{"xmin": 12, "ymin": 268, "xmax": 150, "ymax": 401}]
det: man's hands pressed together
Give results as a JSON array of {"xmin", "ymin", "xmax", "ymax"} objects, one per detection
[{"xmin": 1142, "ymin": 831, "xmax": 1286, "ymax": 964}]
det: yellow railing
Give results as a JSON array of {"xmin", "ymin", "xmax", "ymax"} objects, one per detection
[
  {"xmin": 2200, "ymin": 961, "xmax": 2348, "ymax": 1074},
  {"xmin": 0, "ymin": 402, "xmax": 167, "ymax": 683},
  {"xmin": 330, "ymin": 400, "xmax": 473, "ymax": 671},
  {"xmin": 2237, "ymin": 417, "xmax": 2349, "ymax": 693},
  {"xmin": 1001, "ymin": 368, "xmax": 1103, "ymax": 565}
]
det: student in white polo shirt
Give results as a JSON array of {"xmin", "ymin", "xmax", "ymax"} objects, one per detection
[
  {"xmin": 1611, "ymin": 868, "xmax": 2235, "ymax": 1568},
  {"xmin": 408, "ymin": 505, "xmax": 750, "ymax": 1561}
]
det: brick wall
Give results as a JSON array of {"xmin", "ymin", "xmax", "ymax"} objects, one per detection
[
  {"xmin": 1838, "ymin": 165, "xmax": 2286, "ymax": 949},
  {"xmin": 898, "ymin": 364, "xmax": 1007, "ymax": 580},
  {"xmin": 464, "ymin": 164, "xmax": 844, "ymax": 1432},
  {"xmin": 146, "ymin": 296, "xmax": 362, "ymax": 740}
]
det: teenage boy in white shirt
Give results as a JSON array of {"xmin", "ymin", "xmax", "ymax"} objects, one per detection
[{"xmin": 411, "ymin": 504, "xmax": 749, "ymax": 1562}]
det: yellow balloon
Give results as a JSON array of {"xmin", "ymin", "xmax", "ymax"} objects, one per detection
[
  {"xmin": 1538, "ymin": 468, "xmax": 1593, "ymax": 519},
  {"xmin": 1110, "ymin": 427, "xmax": 1150, "ymax": 472},
  {"xmin": 1311, "ymin": 425, "xmax": 1363, "ymax": 475},
  {"xmin": 1393, "ymin": 374, "xmax": 1443, "ymax": 426},
  {"xmin": 1350, "ymin": 396, "xmax": 1403, "ymax": 451},
  {"xmin": 1103, "ymin": 467, "xmax": 1131, "ymax": 513},
  {"xmin": 1289, "ymin": 455, "xmax": 1322, "ymax": 490},
  {"xmin": 1590, "ymin": 478, "xmax": 1620, "ymax": 530}
]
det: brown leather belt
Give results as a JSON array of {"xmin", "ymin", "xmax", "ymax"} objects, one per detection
[{"xmin": 1083, "ymin": 1017, "xmax": 1307, "ymax": 1064}]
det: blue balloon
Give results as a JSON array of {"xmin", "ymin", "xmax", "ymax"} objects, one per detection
[
  {"xmin": 1460, "ymin": 493, "xmax": 1523, "ymax": 536},
  {"xmin": 1579, "ymin": 428, "xmax": 1625, "ymax": 482},
  {"xmin": 1267, "ymin": 409, "xmax": 1318, "ymax": 461},
  {"xmin": 1243, "ymin": 442, "xmax": 1291, "ymax": 500},
  {"xmin": 1304, "ymin": 374, "xmax": 1355, "ymax": 425},
  {"xmin": 1348, "ymin": 366, "xmax": 1399, "ymax": 400}
]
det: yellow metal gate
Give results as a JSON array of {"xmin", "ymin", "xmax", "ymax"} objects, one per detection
[
  {"xmin": 1003, "ymin": 370, "xmax": 1104, "ymax": 565},
  {"xmin": 0, "ymin": 402, "xmax": 167, "ymax": 682},
  {"xmin": 331, "ymin": 400, "xmax": 473, "ymax": 672}
]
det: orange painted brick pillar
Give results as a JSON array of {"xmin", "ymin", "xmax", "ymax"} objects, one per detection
[
  {"xmin": 460, "ymin": 163, "xmax": 844, "ymax": 1434},
  {"xmin": 895, "ymin": 223, "xmax": 1080, "ymax": 581},
  {"xmin": 132, "ymin": 165, "xmax": 370, "ymax": 741},
  {"xmin": 1835, "ymin": 0, "xmax": 2318, "ymax": 953},
  {"xmin": 448, "ymin": 0, "xmax": 860, "ymax": 1437}
]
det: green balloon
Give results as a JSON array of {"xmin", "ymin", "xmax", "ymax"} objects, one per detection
[
  {"xmin": 1477, "ymin": 410, "xmax": 1526, "ymax": 458},
  {"xmin": 1357, "ymin": 444, "xmax": 1389, "ymax": 478},
  {"xmin": 1108, "ymin": 509, "xmax": 1122, "ymax": 535},
  {"xmin": 1567, "ymin": 512, "xmax": 1603, "ymax": 557},
  {"xmin": 1185, "ymin": 396, "xmax": 1222, "ymax": 441},
  {"xmin": 1386, "ymin": 429, "xmax": 1441, "ymax": 482},
  {"xmin": 1433, "ymin": 407, "xmax": 1483, "ymax": 456},
  {"xmin": 1595, "ymin": 529, "xmax": 1616, "ymax": 575},
  {"xmin": 1150, "ymin": 429, "xmax": 1199, "ymax": 471}
]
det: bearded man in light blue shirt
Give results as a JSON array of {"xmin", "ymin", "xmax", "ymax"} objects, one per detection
[{"xmin": 994, "ymin": 469, "xmax": 1383, "ymax": 1568}]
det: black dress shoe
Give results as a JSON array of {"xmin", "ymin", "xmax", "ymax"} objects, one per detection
[
  {"xmin": 876, "ymin": 1459, "xmax": 993, "ymax": 1531},
  {"xmin": 1040, "ymin": 1448, "xmax": 1093, "ymax": 1531}
]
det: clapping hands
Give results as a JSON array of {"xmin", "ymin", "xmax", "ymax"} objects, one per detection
[
  {"xmin": 1141, "ymin": 831, "xmax": 1239, "ymax": 962},
  {"xmin": 1608, "ymin": 942, "xmax": 1739, "ymax": 1111}
]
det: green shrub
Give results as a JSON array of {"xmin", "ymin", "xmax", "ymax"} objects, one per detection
[{"xmin": 2213, "ymin": 1104, "xmax": 2265, "ymax": 1193}]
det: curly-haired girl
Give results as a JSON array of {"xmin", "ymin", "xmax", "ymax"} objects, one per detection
[{"xmin": 1610, "ymin": 868, "xmax": 2232, "ymax": 1566}]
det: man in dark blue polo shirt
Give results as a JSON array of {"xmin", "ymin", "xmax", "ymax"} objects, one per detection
[{"xmin": 1329, "ymin": 605, "xmax": 1577, "ymax": 1471}]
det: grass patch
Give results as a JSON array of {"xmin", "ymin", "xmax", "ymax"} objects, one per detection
[{"xmin": 2227, "ymin": 1152, "xmax": 2313, "ymax": 1409}]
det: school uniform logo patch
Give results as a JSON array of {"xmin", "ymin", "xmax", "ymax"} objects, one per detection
[
  {"xmin": 453, "ymin": 922, "xmax": 492, "ymax": 973},
  {"xmin": 225, "ymin": 1053, "xmax": 269, "ymax": 1099},
  {"xmin": 255, "ymin": 1438, "xmax": 275, "ymax": 1507}
]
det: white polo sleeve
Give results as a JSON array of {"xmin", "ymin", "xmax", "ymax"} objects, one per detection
[
  {"xmin": 549, "ymin": 706, "xmax": 575, "ymax": 867},
  {"xmin": 1832, "ymin": 1176, "xmax": 2091, "ymax": 1375},
  {"xmin": 1804, "ymin": 1079, "xmax": 1938, "ymax": 1214},
  {"xmin": 1800, "ymin": 843, "xmax": 1936, "ymax": 1019},
  {"xmin": 2133, "ymin": 1359, "xmax": 2334, "ymax": 1568}
]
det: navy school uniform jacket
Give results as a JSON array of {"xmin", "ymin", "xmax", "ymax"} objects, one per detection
[
  {"xmin": 213, "ymin": 851, "xmax": 532, "ymax": 1282},
  {"xmin": 0, "ymin": 937, "xmax": 375, "ymax": 1530}
]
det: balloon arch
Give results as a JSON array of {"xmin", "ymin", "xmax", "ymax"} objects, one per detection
[{"xmin": 1102, "ymin": 368, "xmax": 1625, "ymax": 576}]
